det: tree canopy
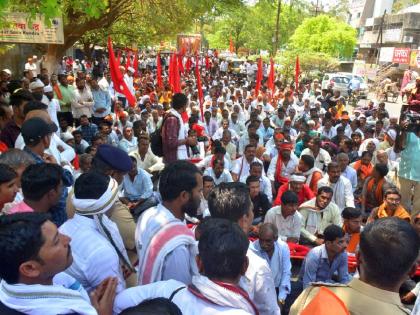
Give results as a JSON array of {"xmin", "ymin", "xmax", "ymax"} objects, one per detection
[{"xmin": 288, "ymin": 14, "xmax": 357, "ymax": 58}]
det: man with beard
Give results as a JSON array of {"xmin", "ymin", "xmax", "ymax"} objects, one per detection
[
  {"xmin": 135, "ymin": 160, "xmax": 203, "ymax": 285},
  {"xmin": 0, "ymin": 212, "xmax": 117, "ymax": 315}
]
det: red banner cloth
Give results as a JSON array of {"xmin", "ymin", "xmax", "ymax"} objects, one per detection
[
  {"xmin": 268, "ymin": 58, "xmax": 275, "ymax": 94},
  {"xmin": 195, "ymin": 55, "xmax": 204, "ymax": 121},
  {"xmin": 295, "ymin": 55, "xmax": 300, "ymax": 91},
  {"xmin": 107, "ymin": 37, "xmax": 136, "ymax": 107},
  {"xmin": 255, "ymin": 58, "xmax": 263, "ymax": 96}
]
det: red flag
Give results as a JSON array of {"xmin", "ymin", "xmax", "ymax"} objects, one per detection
[
  {"xmin": 185, "ymin": 57, "xmax": 192, "ymax": 73},
  {"xmin": 132, "ymin": 53, "xmax": 139, "ymax": 78},
  {"xmin": 169, "ymin": 53, "xmax": 175, "ymax": 90},
  {"xmin": 178, "ymin": 53, "xmax": 184, "ymax": 75},
  {"xmin": 268, "ymin": 58, "xmax": 275, "ymax": 94},
  {"xmin": 229, "ymin": 37, "xmax": 234, "ymax": 53},
  {"xmin": 157, "ymin": 53, "xmax": 163, "ymax": 89},
  {"xmin": 195, "ymin": 55, "xmax": 204, "ymax": 121},
  {"xmin": 107, "ymin": 37, "xmax": 136, "ymax": 107},
  {"xmin": 205, "ymin": 55, "xmax": 210, "ymax": 70},
  {"xmin": 255, "ymin": 58, "xmax": 263, "ymax": 96},
  {"xmin": 295, "ymin": 55, "xmax": 300, "ymax": 91},
  {"xmin": 125, "ymin": 51, "xmax": 131, "ymax": 70},
  {"xmin": 173, "ymin": 53, "xmax": 181, "ymax": 93},
  {"xmin": 116, "ymin": 50, "xmax": 121, "ymax": 67}
]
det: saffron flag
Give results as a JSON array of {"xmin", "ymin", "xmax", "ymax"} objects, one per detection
[
  {"xmin": 195, "ymin": 55, "xmax": 204, "ymax": 121},
  {"xmin": 169, "ymin": 53, "xmax": 175, "ymax": 90},
  {"xmin": 295, "ymin": 55, "xmax": 300, "ymax": 92},
  {"xmin": 132, "ymin": 53, "xmax": 139, "ymax": 78},
  {"xmin": 116, "ymin": 50, "xmax": 121, "ymax": 67},
  {"xmin": 156, "ymin": 53, "xmax": 163, "ymax": 89},
  {"xmin": 229, "ymin": 36, "xmax": 234, "ymax": 53},
  {"xmin": 268, "ymin": 58, "xmax": 275, "ymax": 94},
  {"xmin": 185, "ymin": 57, "xmax": 192, "ymax": 73},
  {"xmin": 255, "ymin": 58, "xmax": 263, "ymax": 96},
  {"xmin": 107, "ymin": 37, "xmax": 136, "ymax": 107}
]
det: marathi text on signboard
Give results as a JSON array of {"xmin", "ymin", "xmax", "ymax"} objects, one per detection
[
  {"xmin": 0, "ymin": 13, "xmax": 64, "ymax": 44},
  {"xmin": 392, "ymin": 48, "xmax": 411, "ymax": 64}
]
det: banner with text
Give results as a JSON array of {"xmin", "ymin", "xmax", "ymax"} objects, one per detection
[
  {"xmin": 0, "ymin": 13, "xmax": 64, "ymax": 44},
  {"xmin": 392, "ymin": 48, "xmax": 411, "ymax": 64}
]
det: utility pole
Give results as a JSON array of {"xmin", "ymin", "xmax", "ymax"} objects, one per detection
[
  {"xmin": 375, "ymin": 10, "xmax": 386, "ymax": 66},
  {"xmin": 273, "ymin": 0, "xmax": 281, "ymax": 56},
  {"xmin": 315, "ymin": 0, "xmax": 320, "ymax": 16}
]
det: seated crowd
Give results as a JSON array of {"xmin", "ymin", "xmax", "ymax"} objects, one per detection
[{"xmin": 0, "ymin": 54, "xmax": 419, "ymax": 315}]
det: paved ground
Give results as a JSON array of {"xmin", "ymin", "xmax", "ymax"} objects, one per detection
[{"xmin": 353, "ymin": 93, "xmax": 404, "ymax": 118}]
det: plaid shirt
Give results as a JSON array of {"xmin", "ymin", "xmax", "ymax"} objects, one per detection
[{"xmin": 77, "ymin": 123, "xmax": 98, "ymax": 145}]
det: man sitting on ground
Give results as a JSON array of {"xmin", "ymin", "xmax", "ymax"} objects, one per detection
[
  {"xmin": 342, "ymin": 207, "xmax": 362, "ymax": 257},
  {"xmin": 251, "ymin": 223, "xmax": 291, "ymax": 306},
  {"xmin": 0, "ymin": 213, "xmax": 116, "ymax": 315},
  {"xmin": 264, "ymin": 190, "xmax": 302, "ymax": 243},
  {"xmin": 115, "ymin": 219, "xmax": 258, "ymax": 315},
  {"xmin": 299, "ymin": 186, "xmax": 342, "ymax": 246},
  {"xmin": 273, "ymin": 173, "xmax": 315, "ymax": 206},
  {"xmin": 247, "ymin": 175, "xmax": 271, "ymax": 225},
  {"xmin": 299, "ymin": 224, "xmax": 351, "ymax": 289},
  {"xmin": 208, "ymin": 182, "xmax": 280, "ymax": 315},
  {"xmin": 368, "ymin": 188, "xmax": 410, "ymax": 223}
]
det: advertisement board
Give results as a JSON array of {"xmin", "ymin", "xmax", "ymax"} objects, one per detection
[
  {"xmin": 392, "ymin": 48, "xmax": 411, "ymax": 64},
  {"xmin": 0, "ymin": 12, "xmax": 64, "ymax": 44},
  {"xmin": 177, "ymin": 34, "xmax": 201, "ymax": 55}
]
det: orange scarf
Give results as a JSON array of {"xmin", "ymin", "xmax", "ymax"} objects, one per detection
[
  {"xmin": 275, "ymin": 155, "xmax": 289, "ymax": 186},
  {"xmin": 353, "ymin": 160, "xmax": 373, "ymax": 181},
  {"xmin": 377, "ymin": 203, "xmax": 410, "ymax": 221},
  {"xmin": 343, "ymin": 226, "xmax": 360, "ymax": 254},
  {"xmin": 53, "ymin": 84, "xmax": 62, "ymax": 100}
]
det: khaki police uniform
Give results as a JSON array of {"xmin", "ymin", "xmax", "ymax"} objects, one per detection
[{"xmin": 289, "ymin": 278, "xmax": 411, "ymax": 315}]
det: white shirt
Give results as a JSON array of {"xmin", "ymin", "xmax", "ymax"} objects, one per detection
[
  {"xmin": 114, "ymin": 279, "xmax": 251, "ymax": 315},
  {"xmin": 136, "ymin": 204, "xmax": 197, "ymax": 284},
  {"xmin": 300, "ymin": 148, "xmax": 331, "ymax": 172},
  {"xmin": 267, "ymin": 154, "xmax": 299, "ymax": 182},
  {"xmin": 196, "ymin": 155, "xmax": 232, "ymax": 171},
  {"xmin": 251, "ymin": 240, "xmax": 291, "ymax": 301},
  {"xmin": 203, "ymin": 167, "xmax": 233, "ymax": 185},
  {"xmin": 212, "ymin": 127, "xmax": 239, "ymax": 141},
  {"xmin": 317, "ymin": 175, "xmax": 355, "ymax": 210},
  {"xmin": 240, "ymin": 175, "xmax": 273, "ymax": 203},
  {"xmin": 59, "ymin": 214, "xmax": 126, "ymax": 294},
  {"xmin": 264, "ymin": 206, "xmax": 303, "ymax": 241},
  {"xmin": 244, "ymin": 247, "xmax": 281, "ymax": 315},
  {"xmin": 25, "ymin": 62, "xmax": 37, "ymax": 77},
  {"xmin": 231, "ymin": 156, "xmax": 263, "ymax": 179},
  {"xmin": 73, "ymin": 88, "xmax": 94, "ymax": 118}
]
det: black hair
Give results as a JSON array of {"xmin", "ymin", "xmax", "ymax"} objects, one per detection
[
  {"xmin": 72, "ymin": 130, "xmax": 82, "ymax": 136},
  {"xmin": 361, "ymin": 151, "xmax": 373, "ymax": 159},
  {"xmin": 342, "ymin": 207, "xmax": 362, "ymax": 219},
  {"xmin": 246, "ymin": 175, "xmax": 259, "ymax": 185},
  {"xmin": 0, "ymin": 163, "xmax": 17, "ymax": 184},
  {"xmin": 213, "ymin": 145, "xmax": 226, "ymax": 155},
  {"xmin": 281, "ymin": 190, "xmax": 299, "ymax": 205},
  {"xmin": 202, "ymin": 175, "xmax": 214, "ymax": 184},
  {"xmin": 21, "ymin": 164, "xmax": 62, "ymax": 201},
  {"xmin": 300, "ymin": 155, "xmax": 315, "ymax": 169},
  {"xmin": 244, "ymin": 143, "xmax": 256, "ymax": 152},
  {"xmin": 249, "ymin": 133, "xmax": 260, "ymax": 142},
  {"xmin": 327, "ymin": 161, "xmax": 340, "ymax": 171},
  {"xmin": 384, "ymin": 187, "xmax": 401, "ymax": 198},
  {"xmin": 0, "ymin": 213, "xmax": 50, "ymax": 283},
  {"xmin": 23, "ymin": 100, "xmax": 48, "ymax": 116},
  {"xmin": 171, "ymin": 93, "xmax": 188, "ymax": 110},
  {"xmin": 119, "ymin": 298, "xmax": 182, "ymax": 315},
  {"xmin": 317, "ymin": 186, "xmax": 333, "ymax": 195},
  {"xmin": 213, "ymin": 158, "xmax": 224, "ymax": 167},
  {"xmin": 374, "ymin": 163, "xmax": 388, "ymax": 177},
  {"xmin": 208, "ymin": 182, "xmax": 252, "ymax": 222},
  {"xmin": 159, "ymin": 160, "xmax": 200, "ymax": 201},
  {"xmin": 360, "ymin": 218, "xmax": 420, "ymax": 287},
  {"xmin": 250, "ymin": 161, "xmax": 263, "ymax": 170},
  {"xmin": 198, "ymin": 218, "xmax": 248, "ymax": 280},
  {"xmin": 9, "ymin": 89, "xmax": 33, "ymax": 107},
  {"xmin": 324, "ymin": 224, "xmax": 345, "ymax": 242},
  {"xmin": 74, "ymin": 171, "xmax": 110, "ymax": 199}
]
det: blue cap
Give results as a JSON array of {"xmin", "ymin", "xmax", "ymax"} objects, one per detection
[{"xmin": 95, "ymin": 144, "xmax": 132, "ymax": 172}]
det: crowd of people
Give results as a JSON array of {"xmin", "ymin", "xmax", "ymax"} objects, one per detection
[{"xmin": 0, "ymin": 50, "xmax": 419, "ymax": 315}]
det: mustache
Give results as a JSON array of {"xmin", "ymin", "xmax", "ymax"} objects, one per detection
[{"xmin": 67, "ymin": 244, "xmax": 72, "ymax": 258}]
